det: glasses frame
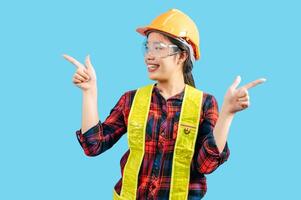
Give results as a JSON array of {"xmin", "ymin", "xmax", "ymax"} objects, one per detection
[{"xmin": 142, "ymin": 41, "xmax": 182, "ymax": 58}]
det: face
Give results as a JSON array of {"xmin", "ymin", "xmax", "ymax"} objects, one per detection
[{"xmin": 144, "ymin": 32, "xmax": 186, "ymax": 82}]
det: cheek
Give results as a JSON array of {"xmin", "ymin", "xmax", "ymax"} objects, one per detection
[{"xmin": 159, "ymin": 60, "xmax": 176, "ymax": 73}]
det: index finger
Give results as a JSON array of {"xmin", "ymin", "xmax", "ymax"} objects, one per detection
[
  {"xmin": 62, "ymin": 54, "xmax": 84, "ymax": 69},
  {"xmin": 242, "ymin": 78, "xmax": 267, "ymax": 90}
]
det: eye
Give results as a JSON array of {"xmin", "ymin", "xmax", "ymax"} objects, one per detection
[
  {"xmin": 154, "ymin": 46, "xmax": 163, "ymax": 50},
  {"xmin": 154, "ymin": 43, "xmax": 164, "ymax": 50}
]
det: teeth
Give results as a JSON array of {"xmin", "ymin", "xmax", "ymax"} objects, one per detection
[{"xmin": 148, "ymin": 65, "xmax": 159, "ymax": 69}]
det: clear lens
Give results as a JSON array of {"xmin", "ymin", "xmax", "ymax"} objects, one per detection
[{"xmin": 143, "ymin": 41, "xmax": 180, "ymax": 58}]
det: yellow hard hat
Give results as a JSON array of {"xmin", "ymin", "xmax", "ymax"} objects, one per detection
[{"xmin": 136, "ymin": 9, "xmax": 200, "ymax": 60}]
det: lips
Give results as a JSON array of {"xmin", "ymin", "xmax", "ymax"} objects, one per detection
[{"xmin": 147, "ymin": 64, "xmax": 160, "ymax": 72}]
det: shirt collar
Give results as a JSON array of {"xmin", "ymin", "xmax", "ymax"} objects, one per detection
[{"xmin": 153, "ymin": 83, "xmax": 185, "ymax": 101}]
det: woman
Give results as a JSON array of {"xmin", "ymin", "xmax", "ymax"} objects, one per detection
[{"xmin": 63, "ymin": 9, "xmax": 265, "ymax": 200}]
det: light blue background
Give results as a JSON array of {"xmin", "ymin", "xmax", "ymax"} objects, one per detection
[{"xmin": 0, "ymin": 0, "xmax": 300, "ymax": 199}]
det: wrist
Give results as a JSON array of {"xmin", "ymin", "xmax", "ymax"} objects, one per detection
[
  {"xmin": 220, "ymin": 104, "xmax": 235, "ymax": 119},
  {"xmin": 83, "ymin": 85, "xmax": 98, "ymax": 95}
]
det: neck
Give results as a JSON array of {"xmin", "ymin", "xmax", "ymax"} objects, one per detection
[{"xmin": 156, "ymin": 76, "xmax": 185, "ymax": 99}]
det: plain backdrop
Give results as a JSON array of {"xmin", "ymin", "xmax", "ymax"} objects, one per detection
[{"xmin": 0, "ymin": 0, "xmax": 300, "ymax": 199}]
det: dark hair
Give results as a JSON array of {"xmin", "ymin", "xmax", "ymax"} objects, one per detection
[{"xmin": 165, "ymin": 35, "xmax": 195, "ymax": 88}]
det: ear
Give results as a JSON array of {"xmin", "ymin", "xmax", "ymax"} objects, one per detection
[{"xmin": 177, "ymin": 51, "xmax": 188, "ymax": 65}]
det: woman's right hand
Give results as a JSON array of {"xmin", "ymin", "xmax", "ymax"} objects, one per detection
[{"xmin": 63, "ymin": 54, "xmax": 97, "ymax": 91}]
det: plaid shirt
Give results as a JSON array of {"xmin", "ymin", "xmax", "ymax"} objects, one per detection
[{"xmin": 76, "ymin": 84, "xmax": 230, "ymax": 199}]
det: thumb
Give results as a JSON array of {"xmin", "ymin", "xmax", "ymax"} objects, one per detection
[{"xmin": 230, "ymin": 75, "xmax": 241, "ymax": 89}]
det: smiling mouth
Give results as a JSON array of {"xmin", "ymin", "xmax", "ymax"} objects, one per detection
[{"xmin": 147, "ymin": 65, "xmax": 160, "ymax": 72}]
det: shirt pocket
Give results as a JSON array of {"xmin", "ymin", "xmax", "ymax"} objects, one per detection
[{"xmin": 145, "ymin": 109, "xmax": 158, "ymax": 142}]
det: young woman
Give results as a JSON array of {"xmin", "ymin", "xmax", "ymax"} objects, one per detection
[{"xmin": 63, "ymin": 9, "xmax": 265, "ymax": 200}]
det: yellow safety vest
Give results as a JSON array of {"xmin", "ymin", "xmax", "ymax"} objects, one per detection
[{"xmin": 113, "ymin": 84, "xmax": 203, "ymax": 200}]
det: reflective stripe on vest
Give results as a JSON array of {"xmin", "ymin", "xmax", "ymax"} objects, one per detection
[{"xmin": 113, "ymin": 84, "xmax": 203, "ymax": 200}]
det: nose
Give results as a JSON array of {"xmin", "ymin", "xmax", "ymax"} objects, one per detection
[{"xmin": 145, "ymin": 50, "xmax": 155, "ymax": 61}]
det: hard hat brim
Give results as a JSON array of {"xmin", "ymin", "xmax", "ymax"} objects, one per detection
[
  {"xmin": 136, "ymin": 26, "xmax": 180, "ymax": 40},
  {"xmin": 136, "ymin": 26, "xmax": 153, "ymax": 36}
]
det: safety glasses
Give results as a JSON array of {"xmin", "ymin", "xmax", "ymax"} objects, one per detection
[{"xmin": 142, "ymin": 41, "xmax": 182, "ymax": 58}]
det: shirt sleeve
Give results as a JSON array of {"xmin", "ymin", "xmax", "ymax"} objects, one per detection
[
  {"xmin": 193, "ymin": 94, "xmax": 230, "ymax": 174},
  {"xmin": 75, "ymin": 92, "xmax": 127, "ymax": 157}
]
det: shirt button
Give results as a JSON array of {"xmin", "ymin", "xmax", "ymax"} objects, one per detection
[
  {"xmin": 161, "ymin": 131, "xmax": 165, "ymax": 136},
  {"xmin": 152, "ymin": 174, "xmax": 157, "ymax": 180},
  {"xmin": 158, "ymin": 141, "xmax": 163, "ymax": 149}
]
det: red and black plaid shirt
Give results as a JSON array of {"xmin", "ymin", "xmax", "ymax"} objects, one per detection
[{"xmin": 76, "ymin": 84, "xmax": 230, "ymax": 199}]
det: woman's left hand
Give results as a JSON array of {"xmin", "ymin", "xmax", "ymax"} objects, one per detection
[{"xmin": 222, "ymin": 76, "xmax": 266, "ymax": 115}]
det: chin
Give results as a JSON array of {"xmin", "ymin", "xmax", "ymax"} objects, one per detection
[
  {"xmin": 148, "ymin": 74, "xmax": 158, "ymax": 81},
  {"xmin": 148, "ymin": 75, "xmax": 166, "ymax": 82}
]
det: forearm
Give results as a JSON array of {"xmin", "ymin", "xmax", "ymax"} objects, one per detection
[
  {"xmin": 213, "ymin": 105, "xmax": 234, "ymax": 153},
  {"xmin": 81, "ymin": 85, "xmax": 100, "ymax": 134}
]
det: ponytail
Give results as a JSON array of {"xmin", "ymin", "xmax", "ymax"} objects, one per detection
[{"xmin": 183, "ymin": 58, "xmax": 195, "ymax": 87}]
